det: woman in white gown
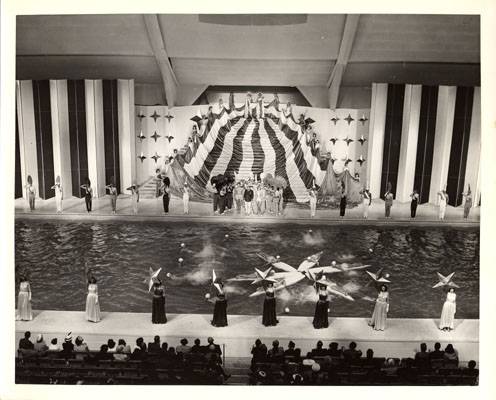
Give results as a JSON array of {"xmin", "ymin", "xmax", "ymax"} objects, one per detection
[
  {"xmin": 85, "ymin": 276, "xmax": 101, "ymax": 322},
  {"xmin": 439, "ymin": 288, "xmax": 456, "ymax": 331},
  {"xmin": 369, "ymin": 285, "xmax": 389, "ymax": 331},
  {"xmin": 438, "ymin": 190, "xmax": 449, "ymax": 220},
  {"xmin": 51, "ymin": 177, "xmax": 63, "ymax": 213},
  {"xmin": 17, "ymin": 276, "xmax": 33, "ymax": 321},
  {"xmin": 361, "ymin": 188, "xmax": 371, "ymax": 219}
]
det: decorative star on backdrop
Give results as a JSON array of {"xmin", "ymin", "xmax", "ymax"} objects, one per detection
[
  {"xmin": 343, "ymin": 137, "xmax": 354, "ymax": 146},
  {"xmin": 137, "ymin": 131, "xmax": 146, "ymax": 142},
  {"xmin": 432, "ymin": 272, "xmax": 459, "ymax": 289},
  {"xmin": 329, "ymin": 155, "xmax": 338, "ymax": 165},
  {"xmin": 359, "ymin": 115, "xmax": 369, "ymax": 125},
  {"xmin": 164, "ymin": 113, "xmax": 174, "ymax": 123},
  {"xmin": 150, "ymin": 111, "xmax": 161, "ymax": 123},
  {"xmin": 329, "ymin": 137, "xmax": 338, "ymax": 145},
  {"xmin": 151, "ymin": 152, "xmax": 161, "ymax": 163},
  {"xmin": 150, "ymin": 131, "xmax": 161, "ymax": 142},
  {"xmin": 166, "ymin": 135, "xmax": 175, "ymax": 143},
  {"xmin": 358, "ymin": 135, "xmax": 367, "ymax": 145},
  {"xmin": 343, "ymin": 156, "xmax": 353, "ymax": 166},
  {"xmin": 331, "ymin": 116, "xmax": 340, "ymax": 125},
  {"xmin": 344, "ymin": 114, "xmax": 355, "ymax": 125},
  {"xmin": 137, "ymin": 112, "xmax": 146, "ymax": 122},
  {"xmin": 357, "ymin": 155, "xmax": 366, "ymax": 166},
  {"xmin": 137, "ymin": 152, "xmax": 146, "ymax": 163}
]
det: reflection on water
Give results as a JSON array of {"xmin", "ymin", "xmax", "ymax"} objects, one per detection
[{"xmin": 15, "ymin": 220, "xmax": 479, "ymax": 318}]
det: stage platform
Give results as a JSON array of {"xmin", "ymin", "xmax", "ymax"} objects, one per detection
[{"xmin": 15, "ymin": 311, "xmax": 479, "ymax": 362}]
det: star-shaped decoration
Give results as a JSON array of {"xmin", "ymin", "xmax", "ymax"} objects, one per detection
[
  {"xmin": 357, "ymin": 155, "xmax": 366, "ymax": 166},
  {"xmin": 150, "ymin": 111, "xmax": 161, "ymax": 123},
  {"xmin": 366, "ymin": 268, "xmax": 391, "ymax": 283},
  {"xmin": 146, "ymin": 267, "xmax": 162, "ymax": 292},
  {"xmin": 151, "ymin": 152, "xmax": 161, "ymax": 164},
  {"xmin": 329, "ymin": 137, "xmax": 338, "ymax": 145},
  {"xmin": 359, "ymin": 115, "xmax": 369, "ymax": 125},
  {"xmin": 190, "ymin": 114, "xmax": 204, "ymax": 125},
  {"xmin": 305, "ymin": 117, "xmax": 316, "ymax": 125},
  {"xmin": 343, "ymin": 137, "xmax": 354, "ymax": 146},
  {"xmin": 150, "ymin": 131, "xmax": 161, "ymax": 142},
  {"xmin": 329, "ymin": 155, "xmax": 338, "ymax": 165},
  {"xmin": 137, "ymin": 112, "xmax": 146, "ymax": 122},
  {"xmin": 212, "ymin": 269, "xmax": 223, "ymax": 294},
  {"xmin": 166, "ymin": 135, "xmax": 174, "ymax": 143},
  {"xmin": 137, "ymin": 130, "xmax": 146, "ymax": 142},
  {"xmin": 432, "ymin": 272, "xmax": 459, "ymax": 289},
  {"xmin": 137, "ymin": 152, "xmax": 146, "ymax": 163},
  {"xmin": 344, "ymin": 114, "xmax": 355, "ymax": 125},
  {"xmin": 358, "ymin": 135, "xmax": 367, "ymax": 146},
  {"xmin": 251, "ymin": 267, "xmax": 278, "ymax": 286},
  {"xmin": 331, "ymin": 116, "xmax": 340, "ymax": 125},
  {"xmin": 344, "ymin": 157, "xmax": 353, "ymax": 166},
  {"xmin": 164, "ymin": 113, "xmax": 174, "ymax": 123}
]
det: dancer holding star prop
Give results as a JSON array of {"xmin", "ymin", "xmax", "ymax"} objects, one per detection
[
  {"xmin": 251, "ymin": 267, "xmax": 279, "ymax": 327},
  {"xmin": 211, "ymin": 270, "xmax": 228, "ymax": 327},
  {"xmin": 432, "ymin": 272, "xmax": 459, "ymax": 289}
]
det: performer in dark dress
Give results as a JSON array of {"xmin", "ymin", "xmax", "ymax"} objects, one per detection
[
  {"xmin": 312, "ymin": 283, "xmax": 329, "ymax": 329},
  {"xmin": 262, "ymin": 283, "xmax": 278, "ymax": 326},
  {"xmin": 339, "ymin": 185, "xmax": 347, "ymax": 218},
  {"xmin": 151, "ymin": 279, "xmax": 167, "ymax": 324},
  {"xmin": 410, "ymin": 189, "xmax": 419, "ymax": 218},
  {"xmin": 211, "ymin": 280, "xmax": 228, "ymax": 327},
  {"xmin": 161, "ymin": 177, "xmax": 170, "ymax": 214}
]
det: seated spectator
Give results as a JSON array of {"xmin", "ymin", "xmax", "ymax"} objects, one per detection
[
  {"xmin": 148, "ymin": 335, "xmax": 161, "ymax": 353},
  {"xmin": 164, "ymin": 347, "xmax": 178, "ymax": 365},
  {"xmin": 107, "ymin": 339, "xmax": 116, "ymax": 353},
  {"xmin": 34, "ymin": 334, "xmax": 48, "ymax": 353},
  {"xmin": 381, "ymin": 358, "xmax": 399, "ymax": 375},
  {"xmin": 114, "ymin": 343, "xmax": 130, "ymax": 361},
  {"xmin": 191, "ymin": 338, "xmax": 204, "ymax": 354},
  {"xmin": 206, "ymin": 356, "xmax": 231, "ymax": 382},
  {"xmin": 343, "ymin": 341, "xmax": 362, "ymax": 362},
  {"xmin": 463, "ymin": 360, "xmax": 479, "ymax": 377},
  {"xmin": 74, "ymin": 336, "xmax": 89, "ymax": 352},
  {"xmin": 61, "ymin": 333, "xmax": 74, "ymax": 356},
  {"xmin": 117, "ymin": 339, "xmax": 131, "ymax": 354},
  {"xmin": 283, "ymin": 341, "xmax": 301, "ymax": 360},
  {"xmin": 443, "ymin": 344, "xmax": 459, "ymax": 365},
  {"xmin": 48, "ymin": 338, "xmax": 60, "ymax": 351},
  {"xmin": 131, "ymin": 338, "xmax": 147, "ymax": 360},
  {"xmin": 414, "ymin": 343, "xmax": 430, "ymax": 369},
  {"xmin": 251, "ymin": 339, "xmax": 267, "ymax": 364},
  {"xmin": 267, "ymin": 340, "xmax": 284, "ymax": 361},
  {"xmin": 308, "ymin": 340, "xmax": 327, "ymax": 358},
  {"xmin": 205, "ymin": 337, "xmax": 222, "ymax": 362},
  {"xmin": 176, "ymin": 338, "xmax": 192, "ymax": 354},
  {"xmin": 18, "ymin": 331, "xmax": 34, "ymax": 351},
  {"xmin": 160, "ymin": 342, "xmax": 168, "ymax": 354},
  {"xmin": 363, "ymin": 348, "xmax": 375, "ymax": 366},
  {"xmin": 429, "ymin": 342, "xmax": 444, "ymax": 360},
  {"xmin": 327, "ymin": 342, "xmax": 343, "ymax": 358},
  {"xmin": 94, "ymin": 344, "xmax": 113, "ymax": 361}
]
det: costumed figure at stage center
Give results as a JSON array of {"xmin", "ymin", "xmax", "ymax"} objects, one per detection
[
  {"xmin": 437, "ymin": 189, "xmax": 449, "ymax": 220},
  {"xmin": 106, "ymin": 179, "xmax": 118, "ymax": 214},
  {"xmin": 127, "ymin": 183, "xmax": 140, "ymax": 215},
  {"xmin": 256, "ymin": 92, "xmax": 265, "ymax": 119},
  {"xmin": 313, "ymin": 282, "xmax": 330, "ymax": 329},
  {"xmin": 262, "ymin": 282, "xmax": 279, "ymax": 327},
  {"xmin": 80, "ymin": 178, "xmax": 93, "ymax": 213},
  {"xmin": 244, "ymin": 93, "xmax": 253, "ymax": 119},
  {"xmin": 16, "ymin": 275, "xmax": 33, "ymax": 321},
  {"xmin": 369, "ymin": 284, "xmax": 389, "ymax": 331},
  {"xmin": 25, "ymin": 175, "xmax": 36, "ymax": 211},
  {"xmin": 151, "ymin": 278, "xmax": 167, "ymax": 324},
  {"xmin": 410, "ymin": 189, "xmax": 419, "ymax": 218},
  {"xmin": 211, "ymin": 271, "xmax": 228, "ymax": 327},
  {"xmin": 161, "ymin": 177, "xmax": 171, "ymax": 214},
  {"xmin": 463, "ymin": 185, "xmax": 473, "ymax": 219},
  {"xmin": 360, "ymin": 187, "xmax": 372, "ymax": 219},
  {"xmin": 51, "ymin": 176, "xmax": 63, "ymax": 213},
  {"xmin": 85, "ymin": 275, "xmax": 101, "ymax": 323},
  {"xmin": 308, "ymin": 185, "xmax": 318, "ymax": 218},
  {"xmin": 439, "ymin": 288, "xmax": 456, "ymax": 331}
]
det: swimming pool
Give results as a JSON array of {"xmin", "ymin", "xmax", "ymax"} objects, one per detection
[{"xmin": 14, "ymin": 219, "xmax": 479, "ymax": 319}]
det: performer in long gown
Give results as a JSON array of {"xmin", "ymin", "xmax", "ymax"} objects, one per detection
[
  {"xmin": 106, "ymin": 182, "xmax": 118, "ymax": 214},
  {"xmin": 439, "ymin": 288, "xmax": 456, "ymax": 331},
  {"xmin": 262, "ymin": 283, "xmax": 278, "ymax": 327},
  {"xmin": 16, "ymin": 276, "xmax": 33, "ymax": 321},
  {"xmin": 80, "ymin": 180, "xmax": 93, "ymax": 213},
  {"xmin": 339, "ymin": 185, "xmax": 347, "ymax": 218},
  {"xmin": 463, "ymin": 186, "xmax": 473, "ymax": 219},
  {"xmin": 312, "ymin": 283, "xmax": 329, "ymax": 329},
  {"xmin": 161, "ymin": 177, "xmax": 171, "ymax": 214},
  {"xmin": 127, "ymin": 184, "xmax": 139, "ymax": 214},
  {"xmin": 437, "ymin": 189, "xmax": 449, "ymax": 220},
  {"xmin": 51, "ymin": 177, "xmax": 63, "ymax": 213},
  {"xmin": 25, "ymin": 177, "xmax": 36, "ymax": 211},
  {"xmin": 85, "ymin": 276, "xmax": 101, "ymax": 323},
  {"xmin": 369, "ymin": 285, "xmax": 389, "ymax": 331},
  {"xmin": 211, "ymin": 280, "xmax": 228, "ymax": 327},
  {"xmin": 410, "ymin": 189, "xmax": 419, "ymax": 218},
  {"xmin": 361, "ymin": 188, "xmax": 372, "ymax": 219},
  {"xmin": 244, "ymin": 93, "xmax": 252, "ymax": 119},
  {"xmin": 151, "ymin": 279, "xmax": 167, "ymax": 324},
  {"xmin": 384, "ymin": 190, "xmax": 394, "ymax": 218},
  {"xmin": 183, "ymin": 183, "xmax": 190, "ymax": 214},
  {"xmin": 308, "ymin": 186, "xmax": 317, "ymax": 218},
  {"xmin": 256, "ymin": 92, "xmax": 265, "ymax": 119}
]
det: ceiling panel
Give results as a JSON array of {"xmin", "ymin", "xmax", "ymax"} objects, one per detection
[
  {"xmin": 159, "ymin": 14, "xmax": 345, "ymax": 60},
  {"xmin": 171, "ymin": 58, "xmax": 333, "ymax": 86}
]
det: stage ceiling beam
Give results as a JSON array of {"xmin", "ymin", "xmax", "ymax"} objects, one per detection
[
  {"xmin": 143, "ymin": 14, "xmax": 178, "ymax": 106},
  {"xmin": 327, "ymin": 14, "xmax": 360, "ymax": 109}
]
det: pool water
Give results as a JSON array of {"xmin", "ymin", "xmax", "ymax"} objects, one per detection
[{"xmin": 14, "ymin": 220, "xmax": 479, "ymax": 319}]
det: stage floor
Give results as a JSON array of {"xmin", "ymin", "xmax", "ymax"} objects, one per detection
[{"xmin": 15, "ymin": 311, "xmax": 479, "ymax": 362}]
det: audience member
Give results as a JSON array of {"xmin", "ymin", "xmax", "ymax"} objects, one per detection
[
  {"xmin": 61, "ymin": 333, "xmax": 74, "ymax": 356},
  {"xmin": 308, "ymin": 340, "xmax": 327, "ymax": 358},
  {"xmin": 117, "ymin": 339, "xmax": 131, "ymax": 354},
  {"xmin": 74, "ymin": 336, "xmax": 89, "ymax": 352},
  {"xmin": 191, "ymin": 338, "xmax": 203, "ymax": 354},
  {"xmin": 176, "ymin": 338, "xmax": 192, "ymax": 354},
  {"xmin": 343, "ymin": 341, "xmax": 362, "ymax": 362},
  {"xmin": 327, "ymin": 342, "xmax": 343, "ymax": 358},
  {"xmin": 160, "ymin": 342, "xmax": 168, "ymax": 354},
  {"xmin": 429, "ymin": 342, "xmax": 444, "ymax": 360},
  {"xmin": 205, "ymin": 337, "xmax": 222, "ymax": 362},
  {"xmin": 414, "ymin": 343, "xmax": 430, "ymax": 369},
  {"xmin": 443, "ymin": 344, "xmax": 459, "ymax": 365},
  {"xmin": 19, "ymin": 331, "xmax": 34, "ymax": 350},
  {"xmin": 34, "ymin": 334, "xmax": 48, "ymax": 353},
  {"xmin": 283, "ymin": 341, "xmax": 301, "ymax": 360},
  {"xmin": 114, "ymin": 343, "xmax": 130, "ymax": 361},
  {"xmin": 94, "ymin": 344, "xmax": 113, "ymax": 361},
  {"xmin": 148, "ymin": 336, "xmax": 161, "ymax": 353},
  {"xmin": 267, "ymin": 340, "xmax": 284, "ymax": 361},
  {"xmin": 107, "ymin": 339, "xmax": 116, "ymax": 353},
  {"xmin": 251, "ymin": 339, "xmax": 267, "ymax": 364},
  {"xmin": 48, "ymin": 338, "xmax": 60, "ymax": 351}
]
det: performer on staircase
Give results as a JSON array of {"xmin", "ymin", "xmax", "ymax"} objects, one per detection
[
  {"xmin": 437, "ymin": 189, "xmax": 449, "ymax": 220},
  {"xmin": 309, "ymin": 186, "xmax": 317, "ymax": 218},
  {"xmin": 161, "ymin": 177, "xmax": 171, "ymax": 214},
  {"xmin": 410, "ymin": 189, "xmax": 419, "ymax": 218},
  {"xmin": 183, "ymin": 183, "xmax": 190, "ymax": 215}
]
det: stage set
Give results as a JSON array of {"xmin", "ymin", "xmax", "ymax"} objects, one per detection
[{"xmin": 13, "ymin": 14, "xmax": 481, "ymax": 386}]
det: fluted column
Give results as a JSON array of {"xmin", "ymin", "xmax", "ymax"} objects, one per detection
[
  {"xmin": 117, "ymin": 79, "xmax": 136, "ymax": 190},
  {"xmin": 464, "ymin": 86, "xmax": 481, "ymax": 206}
]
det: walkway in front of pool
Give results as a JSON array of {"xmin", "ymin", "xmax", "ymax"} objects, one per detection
[
  {"xmin": 14, "ymin": 196, "xmax": 479, "ymax": 227},
  {"xmin": 15, "ymin": 310, "xmax": 479, "ymax": 362}
]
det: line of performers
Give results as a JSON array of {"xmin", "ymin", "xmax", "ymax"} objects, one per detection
[{"xmin": 16, "ymin": 275, "xmax": 458, "ymax": 333}]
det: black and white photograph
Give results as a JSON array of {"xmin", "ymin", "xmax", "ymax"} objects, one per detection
[{"xmin": 1, "ymin": 0, "xmax": 495, "ymax": 399}]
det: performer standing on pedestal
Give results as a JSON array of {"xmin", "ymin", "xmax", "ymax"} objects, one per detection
[
  {"xmin": 106, "ymin": 180, "xmax": 117, "ymax": 214},
  {"xmin": 81, "ymin": 179, "xmax": 93, "ymax": 213},
  {"xmin": 384, "ymin": 186, "xmax": 394, "ymax": 219},
  {"xmin": 463, "ymin": 186, "xmax": 473, "ymax": 219},
  {"xmin": 25, "ymin": 176, "xmax": 36, "ymax": 211},
  {"xmin": 151, "ymin": 279, "xmax": 167, "ymax": 324},
  {"xmin": 51, "ymin": 176, "xmax": 63, "ymax": 213},
  {"xmin": 361, "ymin": 187, "xmax": 371, "ymax": 219},
  {"xmin": 437, "ymin": 189, "xmax": 449, "ymax": 220},
  {"xmin": 262, "ymin": 283, "xmax": 278, "ymax": 327},
  {"xmin": 410, "ymin": 189, "xmax": 419, "ymax": 218},
  {"xmin": 369, "ymin": 285, "xmax": 389, "ymax": 331},
  {"xmin": 244, "ymin": 93, "xmax": 252, "ymax": 119},
  {"xmin": 439, "ymin": 288, "xmax": 456, "ymax": 331},
  {"xmin": 16, "ymin": 276, "xmax": 33, "ymax": 321},
  {"xmin": 85, "ymin": 276, "xmax": 101, "ymax": 323},
  {"xmin": 211, "ymin": 274, "xmax": 228, "ymax": 327},
  {"xmin": 312, "ymin": 283, "xmax": 329, "ymax": 329}
]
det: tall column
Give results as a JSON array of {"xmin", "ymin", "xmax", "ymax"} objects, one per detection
[
  {"xmin": 396, "ymin": 84, "xmax": 421, "ymax": 202},
  {"xmin": 117, "ymin": 79, "xmax": 136, "ymax": 190},
  {"xmin": 464, "ymin": 86, "xmax": 481, "ymax": 206},
  {"xmin": 16, "ymin": 80, "xmax": 39, "ymax": 199},
  {"xmin": 50, "ymin": 80, "xmax": 72, "ymax": 197},
  {"xmin": 366, "ymin": 83, "xmax": 388, "ymax": 198},
  {"xmin": 428, "ymin": 86, "xmax": 457, "ymax": 204},
  {"xmin": 85, "ymin": 80, "xmax": 106, "ymax": 197}
]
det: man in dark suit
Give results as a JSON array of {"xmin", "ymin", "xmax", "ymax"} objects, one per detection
[
  {"xmin": 205, "ymin": 337, "xmax": 222, "ymax": 361},
  {"xmin": 343, "ymin": 342, "xmax": 362, "ymax": 362},
  {"xmin": 429, "ymin": 342, "xmax": 445, "ymax": 360},
  {"xmin": 18, "ymin": 331, "xmax": 34, "ymax": 350},
  {"xmin": 308, "ymin": 340, "xmax": 327, "ymax": 358},
  {"xmin": 148, "ymin": 335, "xmax": 161, "ymax": 354}
]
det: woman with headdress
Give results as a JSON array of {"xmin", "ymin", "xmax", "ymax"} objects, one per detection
[
  {"xmin": 339, "ymin": 182, "xmax": 347, "ymax": 218},
  {"xmin": 16, "ymin": 275, "xmax": 32, "ymax": 321},
  {"xmin": 308, "ymin": 185, "xmax": 317, "ymax": 218},
  {"xmin": 244, "ymin": 93, "xmax": 252, "ymax": 119},
  {"xmin": 439, "ymin": 288, "xmax": 456, "ymax": 331},
  {"xmin": 410, "ymin": 189, "xmax": 419, "ymax": 218},
  {"xmin": 262, "ymin": 282, "xmax": 278, "ymax": 327},
  {"xmin": 85, "ymin": 276, "xmax": 101, "ymax": 323},
  {"xmin": 51, "ymin": 176, "xmax": 63, "ymax": 213},
  {"xmin": 151, "ymin": 278, "xmax": 167, "ymax": 324},
  {"xmin": 161, "ymin": 177, "xmax": 171, "ymax": 214},
  {"xmin": 183, "ymin": 182, "xmax": 190, "ymax": 214},
  {"xmin": 80, "ymin": 178, "xmax": 93, "ymax": 213},
  {"xmin": 312, "ymin": 282, "xmax": 329, "ymax": 329},
  {"xmin": 384, "ymin": 184, "xmax": 394, "ymax": 219},
  {"xmin": 272, "ymin": 93, "xmax": 280, "ymax": 112},
  {"xmin": 437, "ymin": 189, "xmax": 449, "ymax": 220},
  {"xmin": 369, "ymin": 284, "xmax": 389, "ymax": 331},
  {"xmin": 463, "ymin": 186, "xmax": 473, "ymax": 219},
  {"xmin": 211, "ymin": 278, "xmax": 228, "ymax": 327},
  {"xmin": 155, "ymin": 169, "xmax": 163, "ymax": 198},
  {"xmin": 284, "ymin": 102, "xmax": 293, "ymax": 119},
  {"xmin": 25, "ymin": 176, "xmax": 36, "ymax": 211},
  {"xmin": 127, "ymin": 184, "xmax": 140, "ymax": 215},
  {"xmin": 360, "ymin": 187, "xmax": 372, "ymax": 219},
  {"xmin": 106, "ymin": 178, "xmax": 118, "ymax": 214},
  {"xmin": 256, "ymin": 93, "xmax": 265, "ymax": 119}
]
